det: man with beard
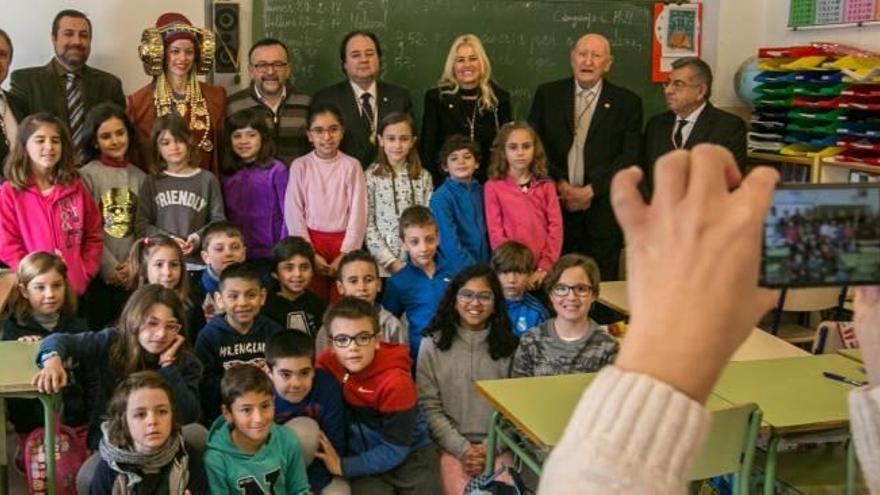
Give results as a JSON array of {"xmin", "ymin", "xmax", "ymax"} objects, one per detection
[
  {"xmin": 227, "ymin": 38, "xmax": 311, "ymax": 165},
  {"xmin": 10, "ymin": 9, "xmax": 125, "ymax": 155}
]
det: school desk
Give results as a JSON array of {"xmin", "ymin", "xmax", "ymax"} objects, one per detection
[
  {"xmin": 838, "ymin": 348, "xmax": 863, "ymax": 363},
  {"xmin": 475, "ymin": 373, "xmax": 733, "ymax": 475},
  {"xmin": 0, "ymin": 341, "xmax": 57, "ymax": 495},
  {"xmin": 713, "ymin": 355, "xmax": 863, "ymax": 494}
]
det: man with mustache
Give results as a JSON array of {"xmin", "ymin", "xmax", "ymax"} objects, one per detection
[
  {"xmin": 227, "ymin": 38, "xmax": 311, "ymax": 165},
  {"xmin": 9, "ymin": 9, "xmax": 125, "ymax": 157},
  {"xmin": 312, "ymin": 30, "xmax": 412, "ymax": 168}
]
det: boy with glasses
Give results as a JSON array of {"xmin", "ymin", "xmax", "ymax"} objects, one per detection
[
  {"xmin": 316, "ymin": 297, "xmax": 442, "ymax": 494},
  {"xmin": 511, "ymin": 253, "xmax": 618, "ymax": 377}
]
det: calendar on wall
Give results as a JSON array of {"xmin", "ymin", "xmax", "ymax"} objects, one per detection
[{"xmin": 789, "ymin": 0, "xmax": 880, "ymax": 27}]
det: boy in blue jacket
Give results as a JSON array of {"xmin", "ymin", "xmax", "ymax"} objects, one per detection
[
  {"xmin": 315, "ymin": 297, "xmax": 441, "ymax": 493},
  {"xmin": 195, "ymin": 262, "xmax": 283, "ymax": 422},
  {"xmin": 429, "ymin": 134, "xmax": 491, "ymax": 274},
  {"xmin": 205, "ymin": 364, "xmax": 309, "ymax": 494},
  {"xmin": 266, "ymin": 330, "xmax": 348, "ymax": 494},
  {"xmin": 491, "ymin": 241, "xmax": 551, "ymax": 337}
]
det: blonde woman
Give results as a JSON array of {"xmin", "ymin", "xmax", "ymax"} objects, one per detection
[{"xmin": 420, "ymin": 34, "xmax": 511, "ymax": 183}]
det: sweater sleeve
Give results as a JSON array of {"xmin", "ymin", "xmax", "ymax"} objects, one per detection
[
  {"xmin": 431, "ymin": 190, "xmax": 476, "ymax": 272},
  {"xmin": 365, "ymin": 172, "xmax": 397, "ymax": 269},
  {"xmin": 88, "ymin": 459, "xmax": 117, "ymax": 495},
  {"xmin": 36, "ymin": 328, "xmax": 114, "ymax": 366},
  {"xmin": 272, "ymin": 163, "xmax": 290, "ymax": 241},
  {"xmin": 203, "ymin": 449, "xmax": 229, "ymax": 493},
  {"xmin": 0, "ymin": 185, "xmax": 29, "ymax": 269},
  {"xmin": 849, "ymin": 386, "xmax": 880, "ymax": 493},
  {"xmin": 538, "ymin": 366, "xmax": 711, "ymax": 495},
  {"xmin": 416, "ymin": 339, "xmax": 471, "ymax": 458},
  {"xmin": 538, "ymin": 182, "xmax": 564, "ymax": 271},
  {"xmin": 283, "ymin": 161, "xmax": 310, "ymax": 242},
  {"xmin": 483, "ymin": 181, "xmax": 508, "ymax": 251},
  {"xmin": 134, "ymin": 177, "xmax": 170, "ymax": 238},
  {"xmin": 79, "ymin": 182, "xmax": 104, "ymax": 283},
  {"xmin": 195, "ymin": 330, "xmax": 223, "ymax": 423},
  {"xmin": 341, "ymin": 163, "xmax": 368, "ymax": 253},
  {"xmin": 157, "ymin": 353, "xmax": 202, "ymax": 425},
  {"xmin": 281, "ymin": 427, "xmax": 311, "ymax": 495},
  {"xmin": 511, "ymin": 331, "xmax": 536, "ymax": 378},
  {"xmin": 318, "ymin": 373, "xmax": 347, "ymax": 455},
  {"xmin": 195, "ymin": 173, "xmax": 227, "ymax": 242}
]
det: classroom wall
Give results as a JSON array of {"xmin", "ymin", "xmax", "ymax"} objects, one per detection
[
  {"xmin": 0, "ymin": 0, "xmax": 254, "ymax": 95},
  {"xmin": 705, "ymin": 0, "xmax": 880, "ymax": 109}
]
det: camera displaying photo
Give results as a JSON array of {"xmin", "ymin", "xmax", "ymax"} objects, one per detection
[{"xmin": 761, "ymin": 184, "xmax": 880, "ymax": 287}]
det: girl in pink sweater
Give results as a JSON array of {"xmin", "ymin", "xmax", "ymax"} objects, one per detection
[
  {"xmin": 484, "ymin": 122, "xmax": 562, "ymax": 288},
  {"xmin": 0, "ymin": 113, "xmax": 102, "ymax": 295},
  {"xmin": 284, "ymin": 104, "xmax": 367, "ymax": 302}
]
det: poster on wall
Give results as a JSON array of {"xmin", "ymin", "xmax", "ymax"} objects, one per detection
[
  {"xmin": 789, "ymin": 0, "xmax": 880, "ymax": 28},
  {"xmin": 652, "ymin": 2, "xmax": 702, "ymax": 82}
]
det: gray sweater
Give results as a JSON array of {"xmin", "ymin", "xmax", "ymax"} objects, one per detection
[
  {"xmin": 79, "ymin": 160, "xmax": 147, "ymax": 279},
  {"xmin": 416, "ymin": 326, "xmax": 512, "ymax": 459},
  {"xmin": 134, "ymin": 169, "xmax": 226, "ymax": 246},
  {"xmin": 512, "ymin": 318, "xmax": 618, "ymax": 378}
]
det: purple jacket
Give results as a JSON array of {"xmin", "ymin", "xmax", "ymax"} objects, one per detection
[{"xmin": 222, "ymin": 158, "xmax": 289, "ymax": 259}]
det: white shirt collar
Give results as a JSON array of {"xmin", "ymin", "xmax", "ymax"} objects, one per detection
[
  {"xmin": 574, "ymin": 79, "xmax": 602, "ymax": 98},
  {"xmin": 350, "ymin": 80, "xmax": 377, "ymax": 101},
  {"xmin": 678, "ymin": 101, "xmax": 708, "ymax": 124},
  {"xmin": 253, "ymin": 84, "xmax": 287, "ymax": 113}
]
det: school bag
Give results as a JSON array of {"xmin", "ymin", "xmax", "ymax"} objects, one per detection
[
  {"xmin": 463, "ymin": 464, "xmax": 524, "ymax": 495},
  {"xmin": 23, "ymin": 418, "xmax": 87, "ymax": 495}
]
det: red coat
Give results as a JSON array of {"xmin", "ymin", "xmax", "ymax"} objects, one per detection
[{"xmin": 126, "ymin": 81, "xmax": 226, "ymax": 175}]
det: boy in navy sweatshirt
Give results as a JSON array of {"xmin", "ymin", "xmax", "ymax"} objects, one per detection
[
  {"xmin": 315, "ymin": 297, "xmax": 441, "ymax": 493},
  {"xmin": 266, "ymin": 330, "xmax": 348, "ymax": 494},
  {"xmin": 491, "ymin": 241, "xmax": 551, "ymax": 337},
  {"xmin": 195, "ymin": 262, "xmax": 283, "ymax": 422}
]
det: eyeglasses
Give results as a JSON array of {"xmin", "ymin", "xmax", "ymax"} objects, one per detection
[
  {"xmin": 141, "ymin": 319, "xmax": 182, "ymax": 334},
  {"xmin": 309, "ymin": 125, "xmax": 342, "ymax": 136},
  {"xmin": 662, "ymin": 80, "xmax": 700, "ymax": 91},
  {"xmin": 551, "ymin": 283, "xmax": 594, "ymax": 298},
  {"xmin": 456, "ymin": 289, "xmax": 494, "ymax": 304},
  {"xmin": 331, "ymin": 332, "xmax": 377, "ymax": 348},
  {"xmin": 252, "ymin": 61, "xmax": 288, "ymax": 72}
]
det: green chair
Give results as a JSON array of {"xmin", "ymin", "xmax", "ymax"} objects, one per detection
[
  {"xmin": 689, "ymin": 403, "xmax": 762, "ymax": 495},
  {"xmin": 761, "ymin": 437, "xmax": 867, "ymax": 494}
]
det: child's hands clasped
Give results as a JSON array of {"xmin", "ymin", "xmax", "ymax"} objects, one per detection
[{"xmin": 463, "ymin": 443, "xmax": 487, "ymax": 477}]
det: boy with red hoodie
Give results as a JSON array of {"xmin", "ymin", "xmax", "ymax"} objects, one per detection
[{"xmin": 315, "ymin": 297, "xmax": 441, "ymax": 494}]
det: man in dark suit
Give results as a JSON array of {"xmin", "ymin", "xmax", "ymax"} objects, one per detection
[
  {"xmin": 9, "ymin": 9, "xmax": 125, "ymax": 152},
  {"xmin": 529, "ymin": 33, "xmax": 642, "ymax": 281},
  {"xmin": 643, "ymin": 57, "xmax": 747, "ymax": 179},
  {"xmin": 312, "ymin": 30, "xmax": 412, "ymax": 167}
]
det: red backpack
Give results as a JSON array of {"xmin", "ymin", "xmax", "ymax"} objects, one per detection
[{"xmin": 22, "ymin": 420, "xmax": 87, "ymax": 495}]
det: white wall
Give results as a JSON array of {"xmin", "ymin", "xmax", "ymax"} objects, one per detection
[
  {"xmin": 705, "ymin": 0, "xmax": 880, "ymax": 108},
  {"xmin": 0, "ymin": 0, "xmax": 231, "ymax": 95}
]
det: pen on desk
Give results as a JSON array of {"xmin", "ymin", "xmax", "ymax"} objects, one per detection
[{"xmin": 822, "ymin": 371, "xmax": 867, "ymax": 387}]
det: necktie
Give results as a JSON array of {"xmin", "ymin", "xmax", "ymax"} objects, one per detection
[
  {"xmin": 567, "ymin": 89, "xmax": 596, "ymax": 187},
  {"xmin": 65, "ymin": 73, "xmax": 85, "ymax": 152},
  {"xmin": 673, "ymin": 118, "xmax": 687, "ymax": 149},
  {"xmin": 360, "ymin": 92, "xmax": 375, "ymax": 131}
]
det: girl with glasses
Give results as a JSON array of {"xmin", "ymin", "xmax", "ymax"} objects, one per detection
[
  {"xmin": 511, "ymin": 253, "xmax": 618, "ymax": 377},
  {"xmin": 417, "ymin": 265, "xmax": 518, "ymax": 494}
]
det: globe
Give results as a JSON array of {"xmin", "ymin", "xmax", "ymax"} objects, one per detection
[{"xmin": 734, "ymin": 55, "xmax": 761, "ymax": 107}]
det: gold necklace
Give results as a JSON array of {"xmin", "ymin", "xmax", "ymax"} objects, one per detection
[{"xmin": 154, "ymin": 71, "xmax": 213, "ymax": 152}]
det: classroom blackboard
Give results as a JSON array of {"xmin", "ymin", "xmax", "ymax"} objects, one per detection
[{"xmin": 254, "ymin": 0, "xmax": 667, "ymax": 122}]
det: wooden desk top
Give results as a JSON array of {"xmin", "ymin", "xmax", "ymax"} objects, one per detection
[
  {"xmin": 732, "ymin": 328, "xmax": 811, "ymax": 361},
  {"xmin": 476, "ymin": 373, "xmax": 732, "ymax": 451},
  {"xmin": 714, "ymin": 354, "xmax": 861, "ymax": 434},
  {"xmin": 596, "ymin": 280, "xmax": 629, "ymax": 315},
  {"xmin": 838, "ymin": 348, "xmax": 863, "ymax": 363},
  {"xmin": 0, "ymin": 341, "xmax": 41, "ymax": 394}
]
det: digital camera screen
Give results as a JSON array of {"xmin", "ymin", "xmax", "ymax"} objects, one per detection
[{"xmin": 761, "ymin": 184, "xmax": 880, "ymax": 287}]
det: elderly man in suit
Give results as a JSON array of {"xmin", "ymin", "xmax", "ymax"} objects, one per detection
[
  {"xmin": 312, "ymin": 30, "xmax": 412, "ymax": 167},
  {"xmin": 0, "ymin": 28, "xmax": 18, "ymax": 169},
  {"xmin": 529, "ymin": 33, "xmax": 642, "ymax": 281},
  {"xmin": 644, "ymin": 57, "xmax": 747, "ymax": 177},
  {"xmin": 10, "ymin": 9, "xmax": 125, "ymax": 154}
]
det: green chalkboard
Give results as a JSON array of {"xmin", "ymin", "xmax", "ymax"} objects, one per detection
[{"xmin": 254, "ymin": 0, "xmax": 666, "ymax": 122}]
